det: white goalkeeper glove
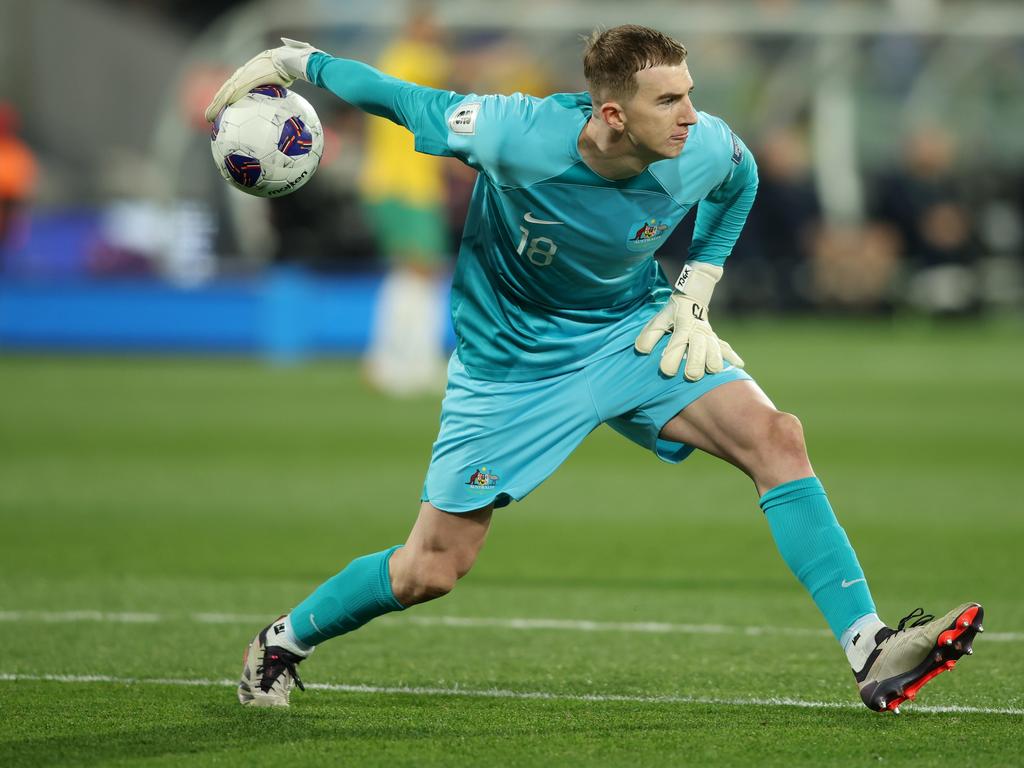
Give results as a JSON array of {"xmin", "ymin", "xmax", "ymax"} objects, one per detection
[
  {"xmin": 204, "ymin": 38, "xmax": 321, "ymax": 122},
  {"xmin": 634, "ymin": 261, "xmax": 744, "ymax": 381}
]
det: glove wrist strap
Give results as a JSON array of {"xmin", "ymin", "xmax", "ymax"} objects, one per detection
[
  {"xmin": 674, "ymin": 261, "xmax": 723, "ymax": 307},
  {"xmin": 277, "ymin": 38, "xmax": 320, "ymax": 81}
]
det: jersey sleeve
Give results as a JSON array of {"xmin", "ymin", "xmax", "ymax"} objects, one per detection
[
  {"xmin": 438, "ymin": 93, "xmax": 534, "ymax": 176},
  {"xmin": 688, "ymin": 119, "xmax": 759, "ymax": 267},
  {"xmin": 306, "ymin": 52, "xmax": 463, "ymax": 157},
  {"xmin": 306, "ymin": 53, "xmax": 520, "ymax": 174}
]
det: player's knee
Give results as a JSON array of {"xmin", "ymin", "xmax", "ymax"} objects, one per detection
[
  {"xmin": 395, "ymin": 564, "xmax": 455, "ymax": 604},
  {"xmin": 394, "ymin": 549, "xmax": 471, "ymax": 605},
  {"xmin": 766, "ymin": 411, "xmax": 807, "ymax": 463},
  {"xmin": 451, "ymin": 544, "xmax": 481, "ymax": 580},
  {"xmin": 413, "ymin": 568, "xmax": 458, "ymax": 602}
]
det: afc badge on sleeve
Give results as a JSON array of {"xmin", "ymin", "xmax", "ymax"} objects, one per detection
[
  {"xmin": 449, "ymin": 103, "xmax": 480, "ymax": 135},
  {"xmin": 730, "ymin": 132, "xmax": 744, "ymax": 165}
]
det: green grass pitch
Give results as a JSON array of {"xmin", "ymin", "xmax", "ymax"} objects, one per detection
[{"xmin": 1, "ymin": 317, "xmax": 1022, "ymax": 766}]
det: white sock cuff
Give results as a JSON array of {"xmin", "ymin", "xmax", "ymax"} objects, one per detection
[
  {"xmin": 842, "ymin": 613, "xmax": 886, "ymax": 672},
  {"xmin": 280, "ymin": 614, "xmax": 315, "ymax": 656},
  {"xmin": 841, "ymin": 612, "xmax": 884, "ymax": 650}
]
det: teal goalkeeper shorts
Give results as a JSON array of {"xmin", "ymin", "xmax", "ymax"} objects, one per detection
[{"xmin": 421, "ymin": 337, "xmax": 752, "ymax": 513}]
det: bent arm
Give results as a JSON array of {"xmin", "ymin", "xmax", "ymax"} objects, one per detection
[{"xmin": 689, "ymin": 141, "xmax": 759, "ymax": 267}]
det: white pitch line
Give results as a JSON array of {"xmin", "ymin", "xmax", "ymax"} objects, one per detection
[
  {"xmin": 402, "ymin": 615, "xmax": 835, "ymax": 638},
  {"xmin": 1, "ymin": 673, "xmax": 1021, "ymax": 716},
  {"xmin": 0, "ymin": 610, "xmax": 1019, "ymax": 642},
  {"xmin": 0, "ymin": 610, "xmax": 163, "ymax": 623}
]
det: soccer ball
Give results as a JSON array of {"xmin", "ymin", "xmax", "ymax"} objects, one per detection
[{"xmin": 210, "ymin": 84, "xmax": 324, "ymax": 198}]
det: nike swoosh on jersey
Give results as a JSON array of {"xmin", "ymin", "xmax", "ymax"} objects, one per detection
[
  {"xmin": 841, "ymin": 578, "xmax": 866, "ymax": 588},
  {"xmin": 524, "ymin": 212, "xmax": 564, "ymax": 225}
]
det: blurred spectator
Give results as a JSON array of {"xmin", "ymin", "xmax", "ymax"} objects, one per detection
[
  {"xmin": 360, "ymin": 6, "xmax": 453, "ymax": 397},
  {"xmin": 810, "ymin": 223, "xmax": 901, "ymax": 311},
  {"xmin": 872, "ymin": 127, "xmax": 980, "ymax": 315},
  {"xmin": 972, "ymin": 170, "xmax": 1024, "ymax": 309},
  {"xmin": 0, "ymin": 103, "xmax": 38, "ymax": 263}
]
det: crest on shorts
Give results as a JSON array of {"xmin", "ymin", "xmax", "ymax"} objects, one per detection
[{"xmin": 466, "ymin": 466, "xmax": 499, "ymax": 489}]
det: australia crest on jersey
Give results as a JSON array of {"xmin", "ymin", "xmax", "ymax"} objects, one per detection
[
  {"xmin": 466, "ymin": 466, "xmax": 499, "ymax": 489},
  {"xmin": 626, "ymin": 217, "xmax": 670, "ymax": 252}
]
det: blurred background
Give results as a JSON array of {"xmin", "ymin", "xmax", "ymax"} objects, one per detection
[{"xmin": 2, "ymin": 0, "xmax": 1024, "ymax": 368}]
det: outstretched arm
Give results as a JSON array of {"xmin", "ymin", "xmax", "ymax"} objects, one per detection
[
  {"xmin": 204, "ymin": 39, "xmax": 463, "ymax": 156},
  {"xmin": 304, "ymin": 53, "xmax": 463, "ymax": 156}
]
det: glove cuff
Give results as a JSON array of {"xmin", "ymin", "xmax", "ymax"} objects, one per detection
[
  {"xmin": 276, "ymin": 38, "xmax": 321, "ymax": 82},
  {"xmin": 673, "ymin": 261, "xmax": 723, "ymax": 306}
]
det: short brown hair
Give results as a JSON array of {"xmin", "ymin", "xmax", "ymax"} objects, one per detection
[{"xmin": 583, "ymin": 25, "xmax": 687, "ymax": 102}]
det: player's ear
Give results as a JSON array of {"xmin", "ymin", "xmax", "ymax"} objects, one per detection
[{"xmin": 598, "ymin": 101, "xmax": 627, "ymax": 132}]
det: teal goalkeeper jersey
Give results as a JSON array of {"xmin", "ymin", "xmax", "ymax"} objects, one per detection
[{"xmin": 307, "ymin": 54, "xmax": 758, "ymax": 382}]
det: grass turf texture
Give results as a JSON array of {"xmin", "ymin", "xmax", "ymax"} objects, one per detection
[{"xmin": 1, "ymin": 317, "xmax": 1022, "ymax": 766}]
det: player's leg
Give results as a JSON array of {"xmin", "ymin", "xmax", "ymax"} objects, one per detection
[
  {"xmin": 239, "ymin": 500, "xmax": 491, "ymax": 707},
  {"xmin": 658, "ymin": 379, "xmax": 810, "ymax": 495},
  {"xmin": 659, "ymin": 379, "xmax": 880, "ymax": 643},
  {"xmin": 659, "ymin": 379, "xmax": 983, "ymax": 713},
  {"xmin": 240, "ymin": 354, "xmax": 601, "ymax": 707},
  {"xmin": 387, "ymin": 501, "xmax": 493, "ymax": 606}
]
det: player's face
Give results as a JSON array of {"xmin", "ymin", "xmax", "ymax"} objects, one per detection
[{"xmin": 622, "ymin": 63, "xmax": 698, "ymax": 160}]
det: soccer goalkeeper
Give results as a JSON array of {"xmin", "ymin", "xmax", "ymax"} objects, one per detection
[{"xmin": 205, "ymin": 25, "xmax": 983, "ymax": 715}]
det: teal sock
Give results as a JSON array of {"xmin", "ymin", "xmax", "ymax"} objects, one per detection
[
  {"xmin": 760, "ymin": 477, "xmax": 876, "ymax": 641},
  {"xmin": 289, "ymin": 545, "xmax": 406, "ymax": 646}
]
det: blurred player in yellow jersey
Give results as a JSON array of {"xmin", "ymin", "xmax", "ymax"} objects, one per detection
[{"xmin": 360, "ymin": 9, "xmax": 452, "ymax": 396}]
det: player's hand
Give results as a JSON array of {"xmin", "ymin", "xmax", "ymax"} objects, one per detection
[
  {"xmin": 204, "ymin": 38, "xmax": 320, "ymax": 122},
  {"xmin": 634, "ymin": 262, "xmax": 744, "ymax": 381}
]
